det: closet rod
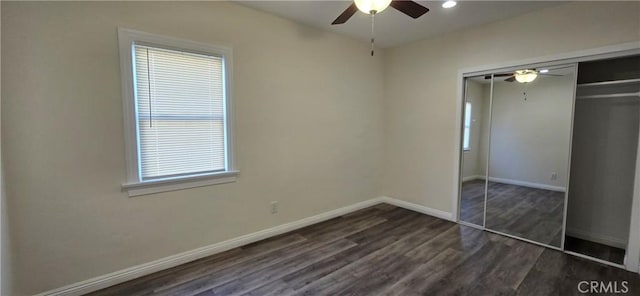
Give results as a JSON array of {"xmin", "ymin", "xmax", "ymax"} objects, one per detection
[{"xmin": 576, "ymin": 92, "xmax": 640, "ymax": 100}]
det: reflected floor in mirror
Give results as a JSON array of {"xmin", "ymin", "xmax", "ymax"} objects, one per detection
[
  {"xmin": 461, "ymin": 180, "xmax": 565, "ymax": 247},
  {"xmin": 486, "ymin": 182, "xmax": 565, "ymax": 247},
  {"xmin": 460, "ymin": 179, "xmax": 486, "ymax": 226}
]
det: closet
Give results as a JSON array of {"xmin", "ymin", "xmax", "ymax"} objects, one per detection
[
  {"xmin": 457, "ymin": 51, "xmax": 640, "ymax": 270},
  {"xmin": 565, "ymin": 55, "xmax": 640, "ymax": 265}
]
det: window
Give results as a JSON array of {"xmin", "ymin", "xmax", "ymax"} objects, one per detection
[
  {"xmin": 119, "ymin": 29, "xmax": 237, "ymax": 196},
  {"xmin": 463, "ymin": 102, "xmax": 471, "ymax": 151}
]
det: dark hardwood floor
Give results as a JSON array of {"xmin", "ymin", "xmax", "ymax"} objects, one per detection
[
  {"xmin": 460, "ymin": 180, "xmax": 565, "ymax": 247},
  {"xmin": 565, "ymin": 236, "xmax": 626, "ymax": 265},
  {"xmin": 89, "ymin": 204, "xmax": 639, "ymax": 296}
]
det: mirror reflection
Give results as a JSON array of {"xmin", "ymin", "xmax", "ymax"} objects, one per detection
[
  {"xmin": 459, "ymin": 76, "xmax": 491, "ymax": 227},
  {"xmin": 485, "ymin": 65, "xmax": 576, "ymax": 247}
]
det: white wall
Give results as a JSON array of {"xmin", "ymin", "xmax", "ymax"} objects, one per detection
[
  {"xmin": 0, "ymin": 2, "xmax": 9, "ymax": 294},
  {"xmin": 0, "ymin": 2, "xmax": 11, "ymax": 293},
  {"xmin": 382, "ymin": 1, "xmax": 640, "ymax": 212},
  {"xmin": 488, "ymin": 75, "xmax": 575, "ymax": 189},
  {"xmin": 478, "ymin": 85, "xmax": 491, "ymax": 179},
  {"xmin": 1, "ymin": 2, "xmax": 384, "ymax": 294},
  {"xmin": 0, "ymin": 137, "xmax": 9, "ymax": 296},
  {"xmin": 461, "ymin": 79, "xmax": 488, "ymax": 179}
]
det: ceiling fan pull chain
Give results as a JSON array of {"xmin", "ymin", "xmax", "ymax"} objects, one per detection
[{"xmin": 370, "ymin": 11, "xmax": 375, "ymax": 56}]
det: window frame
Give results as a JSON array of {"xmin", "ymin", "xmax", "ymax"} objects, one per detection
[
  {"xmin": 118, "ymin": 28, "xmax": 237, "ymax": 197},
  {"xmin": 463, "ymin": 102, "xmax": 471, "ymax": 151}
]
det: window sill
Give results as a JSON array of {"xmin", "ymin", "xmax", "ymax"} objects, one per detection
[{"xmin": 122, "ymin": 170, "xmax": 239, "ymax": 197}]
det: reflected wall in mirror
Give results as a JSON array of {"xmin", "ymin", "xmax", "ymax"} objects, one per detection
[
  {"xmin": 459, "ymin": 75, "xmax": 492, "ymax": 227},
  {"xmin": 485, "ymin": 65, "xmax": 576, "ymax": 248}
]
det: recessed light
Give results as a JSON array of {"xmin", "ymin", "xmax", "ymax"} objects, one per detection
[
  {"xmin": 442, "ymin": 1, "xmax": 457, "ymax": 9},
  {"xmin": 539, "ymin": 69, "xmax": 549, "ymax": 73}
]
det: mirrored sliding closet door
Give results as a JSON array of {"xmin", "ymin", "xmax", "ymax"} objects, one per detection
[
  {"xmin": 485, "ymin": 65, "xmax": 576, "ymax": 248},
  {"xmin": 458, "ymin": 52, "xmax": 640, "ymax": 271},
  {"xmin": 458, "ymin": 75, "xmax": 492, "ymax": 227},
  {"xmin": 458, "ymin": 65, "xmax": 577, "ymax": 248}
]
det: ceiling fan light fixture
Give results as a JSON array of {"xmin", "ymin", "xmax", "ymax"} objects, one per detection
[
  {"xmin": 442, "ymin": 1, "xmax": 457, "ymax": 9},
  {"xmin": 354, "ymin": 0, "xmax": 393, "ymax": 14},
  {"xmin": 515, "ymin": 69, "xmax": 538, "ymax": 83}
]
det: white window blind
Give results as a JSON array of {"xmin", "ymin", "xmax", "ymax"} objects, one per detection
[
  {"xmin": 134, "ymin": 45, "xmax": 226, "ymax": 180},
  {"xmin": 463, "ymin": 102, "xmax": 471, "ymax": 150}
]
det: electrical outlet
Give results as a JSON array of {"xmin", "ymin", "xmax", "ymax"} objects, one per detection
[
  {"xmin": 270, "ymin": 201, "xmax": 278, "ymax": 214},
  {"xmin": 551, "ymin": 172, "xmax": 557, "ymax": 180}
]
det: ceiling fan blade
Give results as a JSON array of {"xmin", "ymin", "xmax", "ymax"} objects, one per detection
[
  {"xmin": 390, "ymin": 0, "xmax": 429, "ymax": 19},
  {"xmin": 332, "ymin": 3, "xmax": 358, "ymax": 25},
  {"xmin": 505, "ymin": 76, "xmax": 516, "ymax": 82}
]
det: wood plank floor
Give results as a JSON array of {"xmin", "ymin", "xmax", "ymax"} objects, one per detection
[
  {"xmin": 460, "ymin": 180, "xmax": 564, "ymax": 247},
  {"xmin": 89, "ymin": 204, "xmax": 639, "ymax": 296},
  {"xmin": 565, "ymin": 236, "xmax": 626, "ymax": 265}
]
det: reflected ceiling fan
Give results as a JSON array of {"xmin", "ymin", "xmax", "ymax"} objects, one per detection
[
  {"xmin": 331, "ymin": 0, "xmax": 430, "ymax": 55},
  {"xmin": 484, "ymin": 69, "xmax": 562, "ymax": 83}
]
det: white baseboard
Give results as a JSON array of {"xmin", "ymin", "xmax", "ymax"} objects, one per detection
[
  {"xmin": 462, "ymin": 175, "xmax": 484, "ymax": 182},
  {"xmin": 488, "ymin": 177, "xmax": 566, "ymax": 192},
  {"xmin": 379, "ymin": 196, "xmax": 455, "ymax": 222},
  {"xmin": 566, "ymin": 228, "xmax": 628, "ymax": 249},
  {"xmin": 35, "ymin": 198, "xmax": 385, "ymax": 296},
  {"xmin": 461, "ymin": 175, "xmax": 566, "ymax": 192}
]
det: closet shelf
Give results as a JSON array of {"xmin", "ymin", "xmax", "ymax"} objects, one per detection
[
  {"xmin": 576, "ymin": 78, "xmax": 640, "ymax": 100},
  {"xmin": 577, "ymin": 78, "xmax": 640, "ymax": 88},
  {"xmin": 576, "ymin": 92, "xmax": 640, "ymax": 100}
]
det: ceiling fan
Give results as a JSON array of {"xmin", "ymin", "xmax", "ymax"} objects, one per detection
[
  {"xmin": 484, "ymin": 69, "xmax": 562, "ymax": 83},
  {"xmin": 331, "ymin": 0, "xmax": 430, "ymax": 25},
  {"xmin": 331, "ymin": 0, "xmax": 430, "ymax": 55}
]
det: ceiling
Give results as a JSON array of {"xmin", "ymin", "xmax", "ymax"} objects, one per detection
[{"xmin": 238, "ymin": 1, "xmax": 565, "ymax": 48}]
